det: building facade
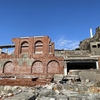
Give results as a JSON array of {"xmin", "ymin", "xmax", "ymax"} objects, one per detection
[
  {"xmin": 0, "ymin": 27, "xmax": 100, "ymax": 77},
  {"xmin": 0, "ymin": 36, "xmax": 64, "ymax": 75}
]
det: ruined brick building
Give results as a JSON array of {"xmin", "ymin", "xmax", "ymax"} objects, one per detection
[
  {"xmin": 0, "ymin": 26, "xmax": 100, "ymax": 86},
  {"xmin": 0, "ymin": 36, "xmax": 64, "ymax": 75}
]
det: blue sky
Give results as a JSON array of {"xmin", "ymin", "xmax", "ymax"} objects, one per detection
[{"xmin": 0, "ymin": 0, "xmax": 100, "ymax": 50}]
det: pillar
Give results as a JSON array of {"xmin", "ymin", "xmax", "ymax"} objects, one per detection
[
  {"xmin": 0, "ymin": 48, "xmax": 1, "ymax": 54},
  {"xmin": 64, "ymin": 61, "xmax": 67, "ymax": 76},
  {"xmin": 96, "ymin": 61, "xmax": 99, "ymax": 69}
]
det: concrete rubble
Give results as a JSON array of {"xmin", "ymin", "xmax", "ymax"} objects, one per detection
[{"xmin": 0, "ymin": 70, "xmax": 98, "ymax": 100}]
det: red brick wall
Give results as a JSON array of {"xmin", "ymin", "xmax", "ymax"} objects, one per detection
[{"xmin": 0, "ymin": 36, "xmax": 64, "ymax": 75}]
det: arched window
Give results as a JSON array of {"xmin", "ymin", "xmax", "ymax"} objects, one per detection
[
  {"xmin": 3, "ymin": 61, "xmax": 14, "ymax": 73},
  {"xmin": 47, "ymin": 60, "xmax": 60, "ymax": 74},
  {"xmin": 31, "ymin": 61, "xmax": 43, "ymax": 73},
  {"xmin": 20, "ymin": 41, "xmax": 29, "ymax": 54},
  {"xmin": 34, "ymin": 41, "xmax": 43, "ymax": 54}
]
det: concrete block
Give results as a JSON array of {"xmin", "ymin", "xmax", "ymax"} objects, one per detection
[
  {"xmin": 54, "ymin": 74, "xmax": 63, "ymax": 82},
  {"xmin": 79, "ymin": 71, "xmax": 96, "ymax": 81}
]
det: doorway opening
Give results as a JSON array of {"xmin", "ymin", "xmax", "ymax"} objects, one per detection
[{"xmin": 67, "ymin": 61, "xmax": 96, "ymax": 73}]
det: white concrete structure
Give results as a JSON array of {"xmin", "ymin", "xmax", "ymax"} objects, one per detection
[{"xmin": 90, "ymin": 28, "xmax": 93, "ymax": 38}]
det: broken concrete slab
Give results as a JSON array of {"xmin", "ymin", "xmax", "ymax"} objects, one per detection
[
  {"xmin": 79, "ymin": 70, "xmax": 96, "ymax": 82},
  {"xmin": 54, "ymin": 74, "xmax": 63, "ymax": 82}
]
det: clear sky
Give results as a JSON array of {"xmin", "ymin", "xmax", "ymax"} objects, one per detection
[{"xmin": 0, "ymin": 0, "xmax": 100, "ymax": 50}]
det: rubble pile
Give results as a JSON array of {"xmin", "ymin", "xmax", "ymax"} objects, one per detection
[
  {"xmin": 0, "ymin": 70, "xmax": 100, "ymax": 100},
  {"xmin": 1, "ymin": 80, "xmax": 100, "ymax": 100}
]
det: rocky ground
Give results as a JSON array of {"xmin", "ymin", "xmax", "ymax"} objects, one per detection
[
  {"xmin": 0, "ymin": 80, "xmax": 100, "ymax": 100},
  {"xmin": 0, "ymin": 70, "xmax": 100, "ymax": 100}
]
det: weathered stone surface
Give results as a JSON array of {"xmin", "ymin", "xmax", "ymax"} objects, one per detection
[
  {"xmin": 54, "ymin": 94, "xmax": 68, "ymax": 100},
  {"xmin": 54, "ymin": 74, "xmax": 63, "ymax": 82},
  {"xmin": 95, "ymin": 74, "xmax": 100, "ymax": 82},
  {"xmin": 79, "ymin": 26, "xmax": 100, "ymax": 50},
  {"xmin": 69, "ymin": 96, "xmax": 82, "ymax": 100},
  {"xmin": 39, "ymin": 88, "xmax": 52, "ymax": 97},
  {"xmin": 0, "ymin": 80, "xmax": 99, "ymax": 100},
  {"xmin": 46, "ymin": 83, "xmax": 55, "ymax": 90},
  {"xmin": 4, "ymin": 86, "xmax": 12, "ymax": 93},
  {"xmin": 79, "ymin": 71, "xmax": 96, "ymax": 81}
]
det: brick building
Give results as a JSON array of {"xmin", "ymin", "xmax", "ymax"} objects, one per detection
[{"xmin": 0, "ymin": 36, "xmax": 64, "ymax": 75}]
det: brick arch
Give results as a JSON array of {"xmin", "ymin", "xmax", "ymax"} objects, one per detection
[
  {"xmin": 31, "ymin": 61, "xmax": 44, "ymax": 74},
  {"xmin": 3, "ymin": 61, "xmax": 14, "ymax": 73},
  {"xmin": 20, "ymin": 41, "xmax": 29, "ymax": 54},
  {"xmin": 34, "ymin": 40, "xmax": 43, "ymax": 54},
  {"xmin": 47, "ymin": 60, "xmax": 60, "ymax": 74}
]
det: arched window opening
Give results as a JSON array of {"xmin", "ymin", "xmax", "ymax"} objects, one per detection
[
  {"xmin": 31, "ymin": 61, "xmax": 43, "ymax": 73},
  {"xmin": 34, "ymin": 41, "xmax": 43, "ymax": 54},
  {"xmin": 3, "ymin": 61, "xmax": 14, "ymax": 73},
  {"xmin": 20, "ymin": 41, "xmax": 29, "ymax": 54},
  {"xmin": 47, "ymin": 60, "xmax": 60, "ymax": 74}
]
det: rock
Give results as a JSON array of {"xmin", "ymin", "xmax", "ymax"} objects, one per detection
[
  {"xmin": 73, "ymin": 86, "xmax": 79, "ymax": 92},
  {"xmin": 95, "ymin": 74, "xmax": 100, "ymax": 82},
  {"xmin": 54, "ymin": 90, "xmax": 60, "ymax": 94},
  {"xmin": 28, "ymin": 89, "xmax": 35, "ymax": 94},
  {"xmin": 79, "ymin": 71, "xmax": 96, "ymax": 82},
  {"xmin": 86, "ymin": 93, "xmax": 100, "ymax": 100},
  {"xmin": 11, "ymin": 86, "xmax": 19, "ymax": 91},
  {"xmin": 79, "ymin": 38, "xmax": 91, "ymax": 50},
  {"xmin": 79, "ymin": 27, "xmax": 100, "ymax": 50},
  {"xmin": 13, "ymin": 88, "xmax": 22, "ymax": 95},
  {"xmin": 69, "ymin": 96, "xmax": 82, "ymax": 100},
  {"xmin": 85, "ymin": 79, "xmax": 89, "ymax": 83},
  {"xmin": 54, "ymin": 74, "xmax": 63, "ymax": 82},
  {"xmin": 46, "ymin": 84, "xmax": 54, "ymax": 90},
  {"xmin": 1, "ymin": 91, "xmax": 5, "ymax": 95},
  {"xmin": 19, "ymin": 86, "xmax": 27, "ymax": 91},
  {"xmin": 56, "ymin": 84, "xmax": 63, "ymax": 91},
  {"xmin": 7, "ymin": 93, "xmax": 13, "ymax": 97},
  {"xmin": 54, "ymin": 94, "xmax": 68, "ymax": 100},
  {"xmin": 36, "ymin": 96, "xmax": 51, "ymax": 100},
  {"xmin": 61, "ymin": 89, "xmax": 73, "ymax": 96},
  {"xmin": 88, "ymin": 87, "xmax": 100, "ymax": 93},
  {"xmin": 77, "ymin": 85, "xmax": 88, "ymax": 93},
  {"xmin": 27, "ymin": 95, "xmax": 36, "ymax": 100},
  {"xmin": 0, "ymin": 86, "xmax": 4, "ymax": 91},
  {"xmin": 39, "ymin": 88, "xmax": 52, "ymax": 97},
  {"xmin": 4, "ymin": 86, "xmax": 12, "ymax": 92},
  {"xmin": 4, "ymin": 91, "xmax": 35, "ymax": 100},
  {"xmin": 50, "ymin": 98, "xmax": 55, "ymax": 100},
  {"xmin": 43, "ymin": 84, "xmax": 49, "ymax": 88},
  {"xmin": 7, "ymin": 90, "xmax": 13, "ymax": 93}
]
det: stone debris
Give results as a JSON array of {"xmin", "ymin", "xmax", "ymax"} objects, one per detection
[
  {"xmin": 54, "ymin": 74, "xmax": 63, "ymax": 82},
  {"xmin": 79, "ymin": 70, "xmax": 97, "ymax": 81},
  {"xmin": 0, "ymin": 70, "xmax": 98, "ymax": 100},
  {"xmin": 0, "ymin": 80, "xmax": 98, "ymax": 100}
]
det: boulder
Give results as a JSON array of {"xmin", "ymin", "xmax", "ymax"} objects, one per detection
[
  {"xmin": 79, "ymin": 71, "xmax": 96, "ymax": 82},
  {"xmin": 54, "ymin": 74, "xmax": 63, "ymax": 82},
  {"xmin": 39, "ymin": 88, "xmax": 52, "ymax": 97}
]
